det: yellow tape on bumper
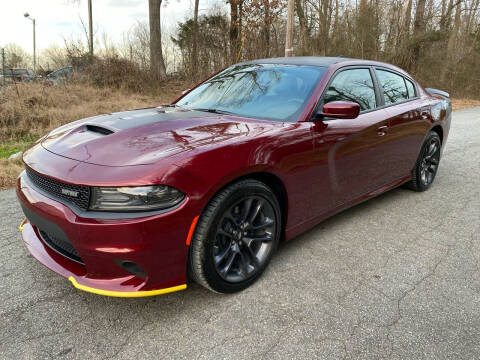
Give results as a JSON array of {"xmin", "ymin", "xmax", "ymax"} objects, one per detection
[
  {"xmin": 18, "ymin": 218, "xmax": 27, "ymax": 231},
  {"xmin": 68, "ymin": 276, "xmax": 186, "ymax": 298}
]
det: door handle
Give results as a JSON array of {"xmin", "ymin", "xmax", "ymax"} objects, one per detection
[{"xmin": 377, "ymin": 125, "xmax": 388, "ymax": 136}]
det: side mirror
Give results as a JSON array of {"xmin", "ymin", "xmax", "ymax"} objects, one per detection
[{"xmin": 319, "ymin": 101, "xmax": 360, "ymax": 120}]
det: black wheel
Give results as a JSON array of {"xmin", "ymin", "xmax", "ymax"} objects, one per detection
[
  {"xmin": 189, "ymin": 179, "xmax": 281, "ymax": 293},
  {"xmin": 406, "ymin": 131, "xmax": 441, "ymax": 192}
]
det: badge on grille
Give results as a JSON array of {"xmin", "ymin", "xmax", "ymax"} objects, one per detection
[{"xmin": 61, "ymin": 189, "xmax": 79, "ymax": 198}]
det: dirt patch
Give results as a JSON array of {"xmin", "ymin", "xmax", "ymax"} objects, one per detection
[
  {"xmin": 451, "ymin": 99, "xmax": 480, "ymax": 111},
  {"xmin": 0, "ymin": 158, "xmax": 24, "ymax": 189}
]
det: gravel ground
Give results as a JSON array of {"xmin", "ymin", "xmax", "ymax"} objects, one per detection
[{"xmin": 1, "ymin": 107, "xmax": 479, "ymax": 360}]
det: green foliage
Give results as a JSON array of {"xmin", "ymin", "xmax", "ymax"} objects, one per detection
[
  {"xmin": 172, "ymin": 14, "xmax": 230, "ymax": 77},
  {"xmin": 173, "ymin": 14, "xmax": 229, "ymax": 51},
  {"xmin": 0, "ymin": 142, "xmax": 28, "ymax": 159}
]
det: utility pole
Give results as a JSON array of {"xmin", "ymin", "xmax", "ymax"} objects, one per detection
[
  {"xmin": 1, "ymin": 48, "xmax": 5, "ymax": 85},
  {"xmin": 24, "ymin": 13, "xmax": 36, "ymax": 71},
  {"xmin": 88, "ymin": 0, "xmax": 93, "ymax": 56},
  {"xmin": 33, "ymin": 18, "xmax": 36, "ymax": 70},
  {"xmin": 285, "ymin": 0, "xmax": 294, "ymax": 57}
]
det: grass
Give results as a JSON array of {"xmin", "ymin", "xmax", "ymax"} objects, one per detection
[
  {"xmin": 0, "ymin": 81, "xmax": 479, "ymax": 189},
  {"xmin": 0, "ymin": 80, "xmax": 190, "ymax": 189},
  {"xmin": 0, "ymin": 81, "xmax": 188, "ymax": 143},
  {"xmin": 0, "ymin": 144, "xmax": 21, "ymax": 158}
]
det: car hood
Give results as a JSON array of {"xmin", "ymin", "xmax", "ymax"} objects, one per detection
[{"xmin": 41, "ymin": 107, "xmax": 277, "ymax": 166}]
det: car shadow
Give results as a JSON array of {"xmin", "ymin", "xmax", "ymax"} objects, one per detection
[
  {"xmin": 72, "ymin": 186, "xmax": 410, "ymax": 311},
  {"xmin": 276, "ymin": 186, "xmax": 409, "ymax": 255}
]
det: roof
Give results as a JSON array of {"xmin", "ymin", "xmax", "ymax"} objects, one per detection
[
  {"xmin": 237, "ymin": 56, "xmax": 414, "ymax": 80},
  {"xmin": 240, "ymin": 56, "xmax": 353, "ymax": 67}
]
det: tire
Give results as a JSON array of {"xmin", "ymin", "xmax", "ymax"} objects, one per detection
[
  {"xmin": 405, "ymin": 131, "xmax": 441, "ymax": 192},
  {"xmin": 189, "ymin": 179, "xmax": 282, "ymax": 293}
]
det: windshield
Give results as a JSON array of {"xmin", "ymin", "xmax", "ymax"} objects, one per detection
[
  {"xmin": 177, "ymin": 64, "xmax": 326, "ymax": 122},
  {"xmin": 47, "ymin": 69, "xmax": 61, "ymax": 78},
  {"xmin": 48, "ymin": 67, "xmax": 71, "ymax": 78}
]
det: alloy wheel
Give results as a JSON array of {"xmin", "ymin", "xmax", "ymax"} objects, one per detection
[
  {"xmin": 419, "ymin": 136, "xmax": 441, "ymax": 186},
  {"xmin": 213, "ymin": 196, "xmax": 277, "ymax": 283}
]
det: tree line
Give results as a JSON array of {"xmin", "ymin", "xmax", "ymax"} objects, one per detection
[
  {"xmin": 3, "ymin": 0, "xmax": 480, "ymax": 97},
  {"xmin": 165, "ymin": 0, "xmax": 480, "ymax": 96}
]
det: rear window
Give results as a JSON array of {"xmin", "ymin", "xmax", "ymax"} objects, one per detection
[{"xmin": 376, "ymin": 69, "xmax": 408, "ymax": 105}]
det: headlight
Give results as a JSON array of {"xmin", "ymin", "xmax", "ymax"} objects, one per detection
[{"xmin": 89, "ymin": 185, "xmax": 185, "ymax": 212}]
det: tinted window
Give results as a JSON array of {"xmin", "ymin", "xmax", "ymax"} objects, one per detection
[
  {"xmin": 323, "ymin": 69, "xmax": 376, "ymax": 111},
  {"xmin": 177, "ymin": 64, "xmax": 326, "ymax": 122},
  {"xmin": 376, "ymin": 69, "xmax": 408, "ymax": 105},
  {"xmin": 405, "ymin": 78, "xmax": 416, "ymax": 98}
]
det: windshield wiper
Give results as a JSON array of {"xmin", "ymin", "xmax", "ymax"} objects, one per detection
[{"xmin": 191, "ymin": 108, "xmax": 235, "ymax": 116}]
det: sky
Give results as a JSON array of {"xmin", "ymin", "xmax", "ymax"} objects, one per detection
[{"xmin": 0, "ymin": 0, "xmax": 225, "ymax": 52}]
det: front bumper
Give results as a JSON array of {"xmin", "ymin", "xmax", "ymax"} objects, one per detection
[{"xmin": 17, "ymin": 171, "xmax": 193, "ymax": 297}]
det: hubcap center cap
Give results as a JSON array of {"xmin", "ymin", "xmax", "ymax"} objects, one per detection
[{"xmin": 233, "ymin": 230, "xmax": 243, "ymax": 241}]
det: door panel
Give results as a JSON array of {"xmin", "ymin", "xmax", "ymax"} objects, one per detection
[
  {"xmin": 310, "ymin": 66, "xmax": 393, "ymax": 213},
  {"xmin": 384, "ymin": 99, "xmax": 431, "ymax": 181},
  {"xmin": 312, "ymin": 108, "xmax": 391, "ymax": 210},
  {"xmin": 373, "ymin": 68, "xmax": 432, "ymax": 182},
  {"xmin": 272, "ymin": 122, "xmax": 333, "ymax": 230}
]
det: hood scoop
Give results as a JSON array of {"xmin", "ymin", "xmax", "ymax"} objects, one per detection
[
  {"xmin": 41, "ymin": 106, "xmax": 268, "ymax": 166},
  {"xmin": 156, "ymin": 106, "xmax": 191, "ymax": 114},
  {"xmin": 85, "ymin": 124, "xmax": 115, "ymax": 135}
]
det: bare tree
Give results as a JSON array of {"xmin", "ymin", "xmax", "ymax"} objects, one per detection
[
  {"xmin": 229, "ymin": 0, "xmax": 242, "ymax": 62},
  {"xmin": 36, "ymin": 0, "xmax": 480, "ymax": 99},
  {"xmin": 149, "ymin": 0, "xmax": 167, "ymax": 80},
  {"xmin": 40, "ymin": 45, "xmax": 69, "ymax": 71},
  {"xmin": 295, "ymin": 0, "xmax": 310, "ymax": 55},
  {"xmin": 411, "ymin": 0, "xmax": 427, "ymax": 66},
  {"xmin": 192, "ymin": 0, "xmax": 200, "ymax": 78},
  {"xmin": 3, "ymin": 43, "xmax": 32, "ymax": 68}
]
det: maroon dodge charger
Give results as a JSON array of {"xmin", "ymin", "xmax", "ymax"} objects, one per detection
[{"xmin": 17, "ymin": 57, "xmax": 451, "ymax": 296}]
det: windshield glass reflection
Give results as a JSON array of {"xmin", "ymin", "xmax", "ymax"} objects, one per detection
[{"xmin": 177, "ymin": 64, "xmax": 326, "ymax": 122}]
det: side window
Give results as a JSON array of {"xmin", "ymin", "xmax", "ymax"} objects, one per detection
[
  {"xmin": 405, "ymin": 78, "xmax": 416, "ymax": 98},
  {"xmin": 376, "ymin": 69, "xmax": 408, "ymax": 105},
  {"xmin": 324, "ymin": 68, "xmax": 377, "ymax": 111}
]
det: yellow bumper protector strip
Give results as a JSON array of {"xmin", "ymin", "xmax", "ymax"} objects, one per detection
[
  {"xmin": 68, "ymin": 276, "xmax": 186, "ymax": 298},
  {"xmin": 18, "ymin": 218, "xmax": 27, "ymax": 231}
]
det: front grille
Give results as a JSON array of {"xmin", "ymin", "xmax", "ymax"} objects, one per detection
[
  {"xmin": 38, "ymin": 230, "xmax": 84, "ymax": 264},
  {"xmin": 26, "ymin": 167, "xmax": 90, "ymax": 210}
]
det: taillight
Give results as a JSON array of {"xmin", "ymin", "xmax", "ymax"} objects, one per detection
[{"xmin": 21, "ymin": 75, "xmax": 25, "ymax": 81}]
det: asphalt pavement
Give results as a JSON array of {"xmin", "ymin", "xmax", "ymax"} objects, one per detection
[{"xmin": 1, "ymin": 107, "xmax": 479, "ymax": 359}]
